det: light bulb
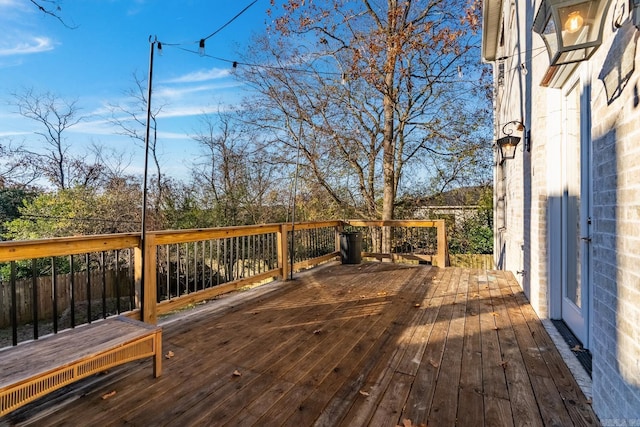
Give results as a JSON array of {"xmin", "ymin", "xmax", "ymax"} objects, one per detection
[{"xmin": 564, "ymin": 11, "xmax": 584, "ymax": 33}]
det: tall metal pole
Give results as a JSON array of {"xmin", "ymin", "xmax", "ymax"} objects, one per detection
[
  {"xmin": 140, "ymin": 36, "xmax": 156, "ymax": 316},
  {"xmin": 290, "ymin": 134, "xmax": 301, "ymax": 280}
]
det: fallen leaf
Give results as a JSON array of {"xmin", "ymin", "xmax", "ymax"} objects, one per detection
[
  {"xmin": 500, "ymin": 360, "xmax": 508, "ymax": 369},
  {"xmin": 395, "ymin": 419, "xmax": 426, "ymax": 427},
  {"xmin": 101, "ymin": 390, "xmax": 117, "ymax": 400},
  {"xmin": 165, "ymin": 350, "xmax": 175, "ymax": 359},
  {"xmin": 429, "ymin": 359, "xmax": 439, "ymax": 368},
  {"xmin": 490, "ymin": 312, "xmax": 499, "ymax": 317},
  {"xmin": 571, "ymin": 345, "xmax": 584, "ymax": 353},
  {"xmin": 232, "ymin": 370, "xmax": 242, "ymax": 377},
  {"xmin": 313, "ymin": 329, "xmax": 322, "ymax": 335},
  {"xmin": 359, "ymin": 390, "xmax": 370, "ymax": 396}
]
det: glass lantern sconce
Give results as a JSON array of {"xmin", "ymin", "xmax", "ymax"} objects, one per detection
[
  {"xmin": 533, "ymin": 0, "xmax": 612, "ymax": 66},
  {"xmin": 496, "ymin": 121, "xmax": 529, "ymax": 162}
]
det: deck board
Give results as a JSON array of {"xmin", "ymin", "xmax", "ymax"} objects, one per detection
[{"xmin": 1, "ymin": 263, "xmax": 599, "ymax": 426}]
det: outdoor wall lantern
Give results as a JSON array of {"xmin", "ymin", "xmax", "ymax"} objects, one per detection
[
  {"xmin": 533, "ymin": 0, "xmax": 612, "ymax": 66},
  {"xmin": 496, "ymin": 120, "xmax": 528, "ymax": 162}
]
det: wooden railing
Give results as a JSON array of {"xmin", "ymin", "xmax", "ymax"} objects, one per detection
[
  {"xmin": 0, "ymin": 219, "xmax": 447, "ymax": 346},
  {"xmin": 344, "ymin": 220, "xmax": 449, "ymax": 267}
]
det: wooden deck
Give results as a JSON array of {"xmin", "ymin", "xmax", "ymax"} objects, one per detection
[{"xmin": 1, "ymin": 263, "xmax": 598, "ymax": 426}]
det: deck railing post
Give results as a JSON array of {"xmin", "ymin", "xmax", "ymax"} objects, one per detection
[
  {"xmin": 278, "ymin": 223, "xmax": 290, "ymax": 280},
  {"xmin": 436, "ymin": 219, "xmax": 449, "ymax": 267},
  {"xmin": 142, "ymin": 233, "xmax": 158, "ymax": 324}
]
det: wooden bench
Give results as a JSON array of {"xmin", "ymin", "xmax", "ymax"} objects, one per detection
[{"xmin": 0, "ymin": 316, "xmax": 162, "ymax": 416}]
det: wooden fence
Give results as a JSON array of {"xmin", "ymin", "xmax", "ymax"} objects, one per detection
[{"xmin": 0, "ymin": 270, "xmax": 134, "ymax": 328}]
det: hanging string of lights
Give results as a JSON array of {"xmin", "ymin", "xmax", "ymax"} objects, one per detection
[{"xmin": 152, "ymin": 0, "xmax": 259, "ymax": 57}]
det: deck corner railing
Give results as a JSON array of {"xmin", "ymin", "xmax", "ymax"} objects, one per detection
[{"xmin": 0, "ymin": 219, "xmax": 448, "ymax": 346}]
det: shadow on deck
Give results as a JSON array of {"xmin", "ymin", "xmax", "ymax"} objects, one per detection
[{"xmin": 1, "ymin": 262, "xmax": 598, "ymax": 426}]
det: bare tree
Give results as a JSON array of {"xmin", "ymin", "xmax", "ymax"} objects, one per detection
[
  {"xmin": 241, "ymin": 0, "xmax": 489, "ymax": 248},
  {"xmin": 0, "ymin": 140, "xmax": 40, "ymax": 188},
  {"xmin": 109, "ymin": 73, "xmax": 166, "ymax": 220},
  {"xmin": 29, "ymin": 0, "xmax": 77, "ymax": 28},
  {"xmin": 10, "ymin": 89, "xmax": 104, "ymax": 190},
  {"xmin": 191, "ymin": 111, "xmax": 285, "ymax": 226}
]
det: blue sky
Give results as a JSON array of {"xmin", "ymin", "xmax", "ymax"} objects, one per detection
[{"xmin": 0, "ymin": 0, "xmax": 273, "ymax": 182}]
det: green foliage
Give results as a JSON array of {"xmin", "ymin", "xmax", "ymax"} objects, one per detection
[
  {"xmin": 0, "ymin": 188, "xmax": 36, "ymax": 240},
  {"xmin": 397, "ymin": 186, "xmax": 494, "ymax": 255},
  {"xmin": 447, "ymin": 213, "xmax": 493, "ymax": 254},
  {"xmin": 2, "ymin": 183, "xmax": 140, "ymax": 240},
  {"xmin": 447, "ymin": 188, "xmax": 493, "ymax": 254}
]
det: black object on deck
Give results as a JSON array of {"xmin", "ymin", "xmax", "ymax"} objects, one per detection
[{"xmin": 340, "ymin": 232, "xmax": 362, "ymax": 264}]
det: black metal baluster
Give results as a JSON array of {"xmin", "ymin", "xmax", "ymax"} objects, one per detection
[
  {"xmin": 240, "ymin": 236, "xmax": 245, "ymax": 278},
  {"xmin": 201, "ymin": 241, "xmax": 205, "ymax": 290},
  {"xmin": 69, "ymin": 255, "xmax": 75, "ymax": 327},
  {"xmin": 252, "ymin": 234, "xmax": 257, "ymax": 275},
  {"xmin": 115, "ymin": 250, "xmax": 121, "ymax": 314},
  {"xmin": 86, "ymin": 253, "xmax": 92, "ymax": 324},
  {"xmin": 228, "ymin": 237, "xmax": 233, "ymax": 280},
  {"xmin": 269, "ymin": 233, "xmax": 274, "ymax": 270},
  {"xmin": 186, "ymin": 243, "xmax": 191, "ymax": 294},
  {"xmin": 32, "ymin": 259, "xmax": 39, "ymax": 339},
  {"xmin": 176, "ymin": 244, "xmax": 181, "ymax": 298},
  {"xmin": 10, "ymin": 261, "xmax": 18, "ymax": 346},
  {"xmin": 52, "ymin": 257, "xmax": 58, "ymax": 333},
  {"xmin": 193, "ymin": 241, "xmax": 198, "ymax": 292},
  {"xmin": 209, "ymin": 240, "xmax": 214, "ymax": 288},
  {"xmin": 216, "ymin": 239, "xmax": 221, "ymax": 286},
  {"xmin": 101, "ymin": 252, "xmax": 107, "ymax": 319},
  {"xmin": 165, "ymin": 244, "xmax": 170, "ymax": 300},
  {"xmin": 236, "ymin": 236, "xmax": 240, "ymax": 279},
  {"xmin": 222, "ymin": 238, "xmax": 228, "ymax": 282}
]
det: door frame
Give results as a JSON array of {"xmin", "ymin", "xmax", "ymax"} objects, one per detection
[{"xmin": 548, "ymin": 65, "xmax": 593, "ymax": 349}]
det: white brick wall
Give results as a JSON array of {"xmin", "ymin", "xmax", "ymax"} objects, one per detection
[
  {"xmin": 589, "ymin": 15, "xmax": 640, "ymax": 421},
  {"xmin": 490, "ymin": 0, "xmax": 640, "ymax": 421}
]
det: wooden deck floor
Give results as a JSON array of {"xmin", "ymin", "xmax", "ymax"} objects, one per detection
[{"xmin": 2, "ymin": 263, "xmax": 599, "ymax": 426}]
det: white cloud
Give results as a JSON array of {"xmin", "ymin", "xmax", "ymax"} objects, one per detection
[
  {"xmin": 0, "ymin": 130, "xmax": 30, "ymax": 138},
  {"xmin": 153, "ymin": 81, "xmax": 242, "ymax": 102},
  {"xmin": 160, "ymin": 104, "xmax": 226, "ymax": 119},
  {"xmin": 163, "ymin": 68, "xmax": 231, "ymax": 84},
  {"xmin": 0, "ymin": 0, "xmax": 25, "ymax": 9},
  {"xmin": 0, "ymin": 37, "xmax": 55, "ymax": 56}
]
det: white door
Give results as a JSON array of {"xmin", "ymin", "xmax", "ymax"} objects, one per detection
[{"xmin": 561, "ymin": 80, "xmax": 591, "ymax": 348}]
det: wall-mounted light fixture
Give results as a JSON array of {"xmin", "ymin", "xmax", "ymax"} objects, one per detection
[
  {"xmin": 496, "ymin": 120, "xmax": 529, "ymax": 162},
  {"xmin": 533, "ymin": 0, "xmax": 612, "ymax": 66}
]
